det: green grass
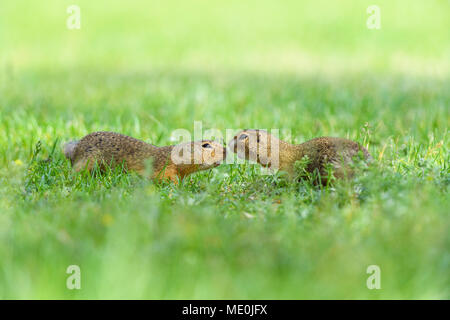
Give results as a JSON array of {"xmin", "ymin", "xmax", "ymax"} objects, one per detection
[{"xmin": 0, "ymin": 0, "xmax": 449, "ymax": 299}]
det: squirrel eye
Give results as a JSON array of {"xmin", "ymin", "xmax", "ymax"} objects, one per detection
[
  {"xmin": 238, "ymin": 134, "xmax": 248, "ymax": 141},
  {"xmin": 202, "ymin": 143, "xmax": 212, "ymax": 149}
]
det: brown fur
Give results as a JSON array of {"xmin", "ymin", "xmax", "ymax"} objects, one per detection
[
  {"xmin": 65, "ymin": 131, "xmax": 226, "ymax": 183},
  {"xmin": 229, "ymin": 130, "xmax": 372, "ymax": 184}
]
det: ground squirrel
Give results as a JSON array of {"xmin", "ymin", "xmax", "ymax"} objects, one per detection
[
  {"xmin": 64, "ymin": 131, "xmax": 226, "ymax": 183},
  {"xmin": 229, "ymin": 129, "xmax": 372, "ymax": 184}
]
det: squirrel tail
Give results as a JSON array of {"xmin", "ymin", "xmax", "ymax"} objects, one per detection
[{"xmin": 64, "ymin": 140, "xmax": 79, "ymax": 161}]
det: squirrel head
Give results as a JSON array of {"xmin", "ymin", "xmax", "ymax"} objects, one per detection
[
  {"xmin": 171, "ymin": 140, "xmax": 226, "ymax": 170},
  {"xmin": 228, "ymin": 129, "xmax": 282, "ymax": 168}
]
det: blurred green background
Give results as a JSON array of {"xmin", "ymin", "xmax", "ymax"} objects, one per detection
[
  {"xmin": 0, "ymin": 0, "xmax": 448, "ymax": 299},
  {"xmin": 1, "ymin": 0, "xmax": 449, "ymax": 73}
]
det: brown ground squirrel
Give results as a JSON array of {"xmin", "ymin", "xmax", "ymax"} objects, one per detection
[
  {"xmin": 64, "ymin": 131, "xmax": 226, "ymax": 183},
  {"xmin": 229, "ymin": 129, "xmax": 372, "ymax": 184}
]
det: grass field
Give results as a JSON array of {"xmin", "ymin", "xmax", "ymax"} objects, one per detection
[{"xmin": 0, "ymin": 0, "xmax": 449, "ymax": 299}]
